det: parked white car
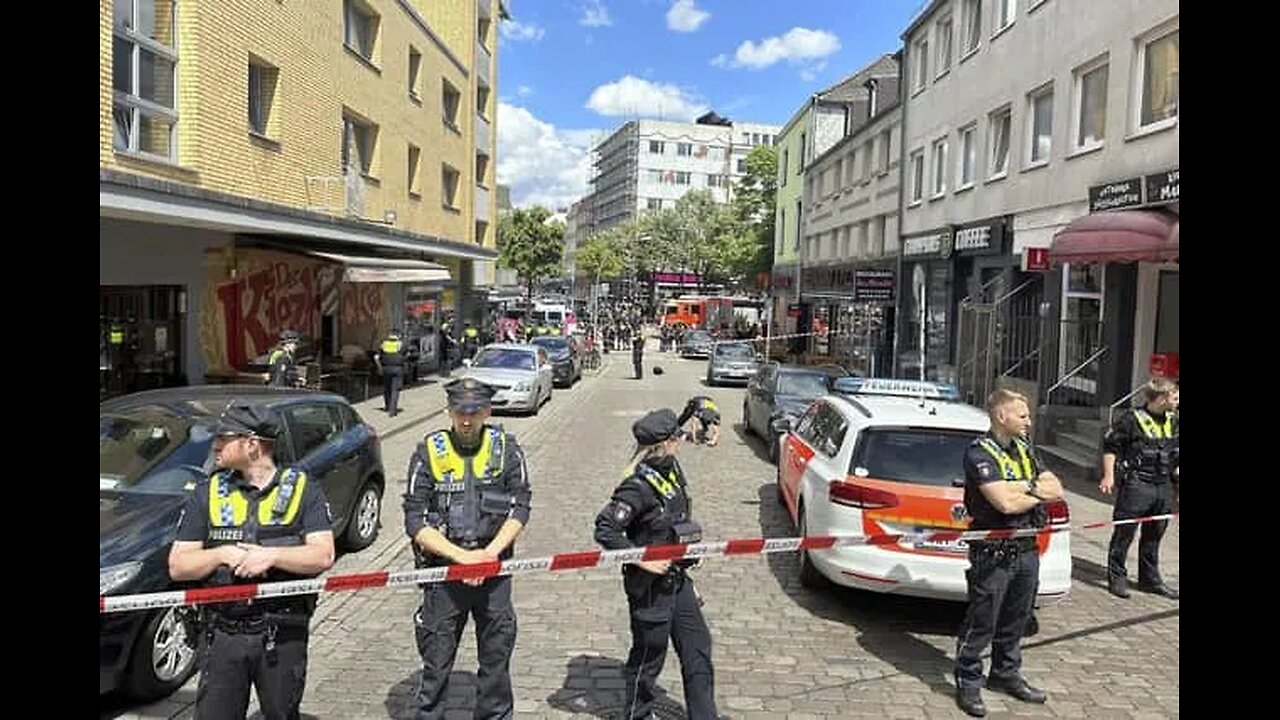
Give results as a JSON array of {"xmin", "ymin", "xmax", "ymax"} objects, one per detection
[{"xmin": 459, "ymin": 343, "xmax": 553, "ymax": 413}]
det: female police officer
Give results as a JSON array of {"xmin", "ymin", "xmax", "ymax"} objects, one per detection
[{"xmin": 594, "ymin": 408, "xmax": 721, "ymax": 720}]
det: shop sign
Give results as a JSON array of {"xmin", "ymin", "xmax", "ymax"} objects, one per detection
[
  {"xmin": 902, "ymin": 228, "xmax": 954, "ymax": 259},
  {"xmin": 802, "ymin": 263, "xmax": 858, "ymax": 292},
  {"xmin": 1088, "ymin": 178, "xmax": 1144, "ymax": 212},
  {"xmin": 854, "ymin": 270, "xmax": 895, "ymax": 302},
  {"xmin": 1023, "ymin": 247, "xmax": 1050, "ymax": 272},
  {"xmin": 952, "ymin": 218, "xmax": 1008, "ymax": 256},
  {"xmin": 1145, "ymin": 168, "xmax": 1179, "ymax": 204}
]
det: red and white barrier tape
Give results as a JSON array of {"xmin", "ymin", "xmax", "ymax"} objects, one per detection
[{"xmin": 100, "ymin": 513, "xmax": 1176, "ymax": 614}]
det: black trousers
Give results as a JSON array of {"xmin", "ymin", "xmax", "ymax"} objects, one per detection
[
  {"xmin": 1108, "ymin": 480, "xmax": 1175, "ymax": 585},
  {"xmin": 413, "ymin": 577, "xmax": 517, "ymax": 720},
  {"xmin": 955, "ymin": 541, "xmax": 1039, "ymax": 690},
  {"xmin": 622, "ymin": 568, "xmax": 718, "ymax": 720},
  {"xmin": 196, "ymin": 624, "xmax": 308, "ymax": 720},
  {"xmin": 383, "ymin": 372, "xmax": 403, "ymax": 416},
  {"xmin": 633, "ymin": 357, "xmax": 643, "ymax": 379}
]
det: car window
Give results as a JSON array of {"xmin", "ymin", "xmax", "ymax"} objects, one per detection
[
  {"xmin": 339, "ymin": 404, "xmax": 363, "ymax": 431},
  {"xmin": 100, "ymin": 412, "xmax": 212, "ymax": 494},
  {"xmin": 285, "ymin": 404, "xmax": 344, "ymax": 460},
  {"xmin": 474, "ymin": 348, "xmax": 536, "ymax": 370},
  {"xmin": 777, "ymin": 372, "xmax": 831, "ymax": 398},
  {"xmin": 795, "ymin": 403, "xmax": 823, "ymax": 444},
  {"xmin": 809, "ymin": 404, "xmax": 849, "ymax": 458},
  {"xmin": 715, "ymin": 343, "xmax": 754, "ymax": 359},
  {"xmin": 851, "ymin": 428, "xmax": 981, "ymax": 487}
]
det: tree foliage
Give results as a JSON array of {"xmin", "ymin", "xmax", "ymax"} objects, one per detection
[
  {"xmin": 732, "ymin": 145, "xmax": 778, "ymax": 279},
  {"xmin": 497, "ymin": 206, "xmax": 565, "ymax": 302}
]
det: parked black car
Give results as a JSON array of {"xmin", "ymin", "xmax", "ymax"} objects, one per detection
[
  {"xmin": 680, "ymin": 329, "xmax": 716, "ymax": 359},
  {"xmin": 531, "ymin": 335, "xmax": 582, "ymax": 387},
  {"xmin": 99, "ymin": 386, "xmax": 385, "ymax": 701},
  {"xmin": 742, "ymin": 363, "xmax": 852, "ymax": 463}
]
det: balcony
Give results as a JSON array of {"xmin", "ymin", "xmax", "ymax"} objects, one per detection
[
  {"xmin": 478, "ymin": 0, "xmax": 493, "ymax": 20},
  {"xmin": 475, "ymin": 184, "xmax": 490, "ymax": 222},
  {"xmin": 476, "ymin": 41, "xmax": 491, "ymax": 87},
  {"xmin": 476, "ymin": 113, "xmax": 490, "ymax": 155}
]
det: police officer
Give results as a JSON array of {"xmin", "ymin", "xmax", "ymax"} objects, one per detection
[
  {"xmin": 403, "ymin": 378, "xmax": 532, "ymax": 720},
  {"xmin": 1100, "ymin": 378, "xmax": 1180, "ymax": 599},
  {"xmin": 954, "ymin": 389, "xmax": 1064, "ymax": 717},
  {"xmin": 266, "ymin": 330, "xmax": 302, "ymax": 388},
  {"xmin": 462, "ymin": 321, "xmax": 481, "ymax": 360},
  {"xmin": 677, "ymin": 396, "xmax": 722, "ymax": 447},
  {"xmin": 378, "ymin": 328, "xmax": 406, "ymax": 417},
  {"xmin": 594, "ymin": 408, "xmax": 720, "ymax": 720},
  {"xmin": 168, "ymin": 401, "xmax": 335, "ymax": 720},
  {"xmin": 631, "ymin": 329, "xmax": 645, "ymax": 380}
]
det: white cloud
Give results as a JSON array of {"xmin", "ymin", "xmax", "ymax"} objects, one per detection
[
  {"xmin": 800, "ymin": 61, "xmax": 828, "ymax": 82},
  {"xmin": 718, "ymin": 27, "xmax": 841, "ymax": 70},
  {"xmin": 579, "ymin": 0, "xmax": 613, "ymax": 27},
  {"xmin": 710, "ymin": 53, "xmax": 728, "ymax": 68},
  {"xmin": 516, "ymin": 85, "xmax": 534, "ymax": 98},
  {"xmin": 497, "ymin": 102, "xmax": 600, "ymax": 211},
  {"xmin": 500, "ymin": 20, "xmax": 546, "ymax": 43},
  {"xmin": 667, "ymin": 0, "xmax": 710, "ymax": 32},
  {"xmin": 585, "ymin": 75, "xmax": 708, "ymax": 121}
]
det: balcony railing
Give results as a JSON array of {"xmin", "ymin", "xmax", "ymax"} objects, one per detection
[
  {"xmin": 476, "ymin": 112, "xmax": 490, "ymax": 154},
  {"xmin": 478, "ymin": 0, "xmax": 493, "ymax": 20},
  {"xmin": 475, "ymin": 184, "xmax": 490, "ymax": 222},
  {"xmin": 476, "ymin": 41, "xmax": 491, "ymax": 87}
]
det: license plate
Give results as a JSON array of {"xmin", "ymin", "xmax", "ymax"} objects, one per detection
[{"xmin": 913, "ymin": 528, "xmax": 967, "ymax": 552}]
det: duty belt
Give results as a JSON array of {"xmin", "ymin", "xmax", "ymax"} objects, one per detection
[
  {"xmin": 970, "ymin": 536, "xmax": 1037, "ymax": 552},
  {"xmin": 209, "ymin": 610, "xmax": 310, "ymax": 635}
]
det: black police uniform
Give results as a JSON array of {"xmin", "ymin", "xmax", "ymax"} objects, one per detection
[
  {"xmin": 266, "ymin": 332, "xmax": 301, "ymax": 388},
  {"xmin": 379, "ymin": 334, "xmax": 406, "ymax": 416},
  {"xmin": 462, "ymin": 325, "xmax": 480, "ymax": 360},
  {"xmin": 402, "ymin": 380, "xmax": 533, "ymax": 720},
  {"xmin": 1104, "ymin": 408, "xmax": 1179, "ymax": 595},
  {"xmin": 954, "ymin": 433, "xmax": 1046, "ymax": 703},
  {"xmin": 631, "ymin": 333, "xmax": 645, "ymax": 379},
  {"xmin": 677, "ymin": 396, "xmax": 721, "ymax": 444},
  {"xmin": 173, "ymin": 407, "xmax": 333, "ymax": 720},
  {"xmin": 594, "ymin": 410, "xmax": 719, "ymax": 720}
]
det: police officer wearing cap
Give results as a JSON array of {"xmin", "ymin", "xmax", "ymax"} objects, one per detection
[
  {"xmin": 378, "ymin": 328, "xmax": 406, "ymax": 417},
  {"xmin": 594, "ymin": 409, "xmax": 721, "ymax": 720},
  {"xmin": 631, "ymin": 329, "xmax": 646, "ymax": 380},
  {"xmin": 462, "ymin": 321, "xmax": 481, "ymax": 361},
  {"xmin": 677, "ymin": 396, "xmax": 722, "ymax": 447},
  {"xmin": 403, "ymin": 378, "xmax": 533, "ymax": 720},
  {"xmin": 954, "ymin": 389, "xmax": 1064, "ymax": 717},
  {"xmin": 1100, "ymin": 377, "xmax": 1180, "ymax": 599},
  {"xmin": 266, "ymin": 330, "xmax": 302, "ymax": 388},
  {"xmin": 169, "ymin": 401, "xmax": 335, "ymax": 720}
]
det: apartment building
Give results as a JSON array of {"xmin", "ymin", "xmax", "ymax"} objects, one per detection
[
  {"xmin": 100, "ymin": 0, "xmax": 501, "ymax": 396},
  {"xmin": 899, "ymin": 0, "xmax": 1178, "ymax": 474}
]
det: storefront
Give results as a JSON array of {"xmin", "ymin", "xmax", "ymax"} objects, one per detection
[
  {"xmin": 897, "ymin": 228, "xmax": 955, "ymax": 381},
  {"xmin": 800, "ymin": 262, "xmax": 896, "ymax": 376}
]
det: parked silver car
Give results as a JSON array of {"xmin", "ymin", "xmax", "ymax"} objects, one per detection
[
  {"xmin": 459, "ymin": 343, "xmax": 554, "ymax": 414},
  {"xmin": 706, "ymin": 342, "xmax": 758, "ymax": 386}
]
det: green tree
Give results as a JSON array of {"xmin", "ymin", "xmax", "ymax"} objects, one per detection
[
  {"xmin": 497, "ymin": 206, "xmax": 565, "ymax": 304},
  {"xmin": 573, "ymin": 230, "xmax": 626, "ymax": 284},
  {"xmin": 731, "ymin": 145, "xmax": 779, "ymax": 280}
]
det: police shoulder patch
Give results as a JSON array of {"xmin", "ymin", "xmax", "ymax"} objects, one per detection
[
  {"xmin": 977, "ymin": 462, "xmax": 994, "ymax": 479},
  {"xmin": 612, "ymin": 502, "xmax": 633, "ymax": 523}
]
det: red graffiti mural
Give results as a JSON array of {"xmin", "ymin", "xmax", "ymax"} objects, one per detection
[
  {"xmin": 215, "ymin": 261, "xmax": 319, "ymax": 366},
  {"xmin": 341, "ymin": 284, "xmax": 383, "ymax": 328}
]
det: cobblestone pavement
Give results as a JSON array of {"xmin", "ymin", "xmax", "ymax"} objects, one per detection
[{"xmin": 102, "ymin": 342, "xmax": 1179, "ymax": 719}]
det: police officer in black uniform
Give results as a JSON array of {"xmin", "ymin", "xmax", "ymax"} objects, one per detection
[
  {"xmin": 266, "ymin": 330, "xmax": 302, "ymax": 388},
  {"xmin": 954, "ymin": 389, "xmax": 1064, "ymax": 718},
  {"xmin": 594, "ymin": 408, "xmax": 721, "ymax": 720},
  {"xmin": 403, "ymin": 378, "xmax": 533, "ymax": 720},
  {"xmin": 378, "ymin": 328, "xmax": 406, "ymax": 417},
  {"xmin": 462, "ymin": 321, "xmax": 481, "ymax": 360},
  {"xmin": 677, "ymin": 396, "xmax": 722, "ymax": 446},
  {"xmin": 1100, "ymin": 378, "xmax": 1180, "ymax": 599},
  {"xmin": 168, "ymin": 401, "xmax": 335, "ymax": 720},
  {"xmin": 631, "ymin": 329, "xmax": 645, "ymax": 380}
]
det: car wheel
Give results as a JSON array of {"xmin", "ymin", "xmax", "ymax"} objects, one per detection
[
  {"xmin": 768, "ymin": 431, "xmax": 779, "ymax": 464},
  {"xmin": 742, "ymin": 402, "xmax": 753, "ymax": 437},
  {"xmin": 124, "ymin": 606, "xmax": 200, "ymax": 701},
  {"xmin": 797, "ymin": 504, "xmax": 826, "ymax": 589},
  {"xmin": 341, "ymin": 481, "xmax": 383, "ymax": 551}
]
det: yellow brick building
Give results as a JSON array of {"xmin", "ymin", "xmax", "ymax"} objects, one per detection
[{"xmin": 99, "ymin": 0, "xmax": 503, "ymax": 396}]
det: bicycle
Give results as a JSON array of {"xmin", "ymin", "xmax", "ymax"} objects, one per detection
[{"xmin": 583, "ymin": 348, "xmax": 602, "ymax": 372}]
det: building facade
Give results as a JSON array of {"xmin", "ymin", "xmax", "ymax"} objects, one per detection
[
  {"xmin": 899, "ymin": 0, "xmax": 1178, "ymax": 471},
  {"xmin": 101, "ymin": 0, "xmax": 501, "ymax": 396}
]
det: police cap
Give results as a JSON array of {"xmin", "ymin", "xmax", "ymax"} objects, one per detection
[
  {"xmin": 632, "ymin": 408, "xmax": 681, "ymax": 446},
  {"xmin": 445, "ymin": 377, "xmax": 496, "ymax": 413},
  {"xmin": 215, "ymin": 401, "xmax": 282, "ymax": 440},
  {"xmin": 280, "ymin": 330, "xmax": 301, "ymax": 343}
]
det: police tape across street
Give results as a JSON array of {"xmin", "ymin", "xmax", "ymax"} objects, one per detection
[{"xmin": 99, "ymin": 513, "xmax": 1177, "ymax": 614}]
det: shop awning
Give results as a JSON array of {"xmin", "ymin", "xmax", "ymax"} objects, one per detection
[
  {"xmin": 308, "ymin": 251, "xmax": 451, "ymax": 283},
  {"xmin": 1049, "ymin": 209, "xmax": 1179, "ymax": 264}
]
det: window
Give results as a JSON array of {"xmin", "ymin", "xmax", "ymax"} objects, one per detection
[
  {"xmin": 477, "ymin": 85, "xmax": 490, "ymax": 118},
  {"xmin": 248, "ymin": 58, "xmax": 278, "ymax": 138},
  {"xmin": 707, "ymin": 174, "xmax": 726, "ymax": 188},
  {"xmin": 851, "ymin": 428, "xmax": 981, "ymax": 487},
  {"xmin": 112, "ymin": 0, "xmax": 179, "ymax": 159},
  {"xmin": 285, "ymin": 405, "xmax": 343, "ymax": 460},
  {"xmin": 1027, "ymin": 85, "xmax": 1054, "ymax": 164},
  {"xmin": 408, "ymin": 46, "xmax": 422, "ymax": 100},
  {"xmin": 1137, "ymin": 26, "xmax": 1179, "ymax": 130},
  {"xmin": 878, "ymin": 130, "xmax": 892, "ymax": 173},
  {"xmin": 989, "ymin": 106, "xmax": 1011, "ymax": 177},
  {"xmin": 863, "ymin": 140, "xmax": 874, "ymax": 180},
  {"xmin": 794, "ymin": 200, "xmax": 802, "ymax": 251},
  {"xmin": 798, "ymin": 132, "xmax": 807, "ymax": 169},
  {"xmin": 341, "ymin": 112, "xmax": 378, "ymax": 175},
  {"xmin": 646, "ymin": 169, "xmax": 663, "ymax": 184},
  {"xmin": 343, "ymin": 0, "xmax": 379, "ymax": 62},
  {"xmin": 839, "ymin": 226, "xmax": 851, "ymax": 257},
  {"xmin": 874, "ymin": 214, "xmax": 888, "ymax": 254},
  {"xmin": 675, "ymin": 171, "xmax": 691, "ymax": 185},
  {"xmin": 778, "ymin": 208, "xmax": 786, "ymax": 252},
  {"xmin": 442, "ymin": 80, "xmax": 461, "ymax": 129},
  {"xmin": 910, "ymin": 150, "xmax": 925, "ymax": 203},
  {"xmin": 931, "ymin": 138, "xmax": 948, "ymax": 197},
  {"xmin": 780, "ymin": 149, "xmax": 789, "ymax": 185},
  {"xmin": 936, "ymin": 15, "xmax": 954, "ymax": 75},
  {"xmin": 913, "ymin": 36, "xmax": 930, "ymax": 92},
  {"xmin": 958, "ymin": 124, "xmax": 976, "ymax": 187},
  {"xmin": 677, "ymin": 142, "xmax": 693, "ymax": 157},
  {"xmin": 1073, "ymin": 57, "xmax": 1108, "ymax": 150},
  {"xmin": 833, "ymin": 159, "xmax": 844, "ymax": 190},
  {"xmin": 476, "ymin": 153, "xmax": 489, "ymax": 187},
  {"xmin": 441, "ymin": 164, "xmax": 461, "ymax": 208},
  {"xmin": 846, "ymin": 150, "xmax": 857, "ymax": 184},
  {"xmin": 649, "ymin": 140, "xmax": 665, "ymax": 154},
  {"xmin": 646, "ymin": 197, "xmax": 662, "ymax": 211},
  {"xmin": 994, "ymin": 0, "xmax": 1015, "ymax": 34},
  {"xmin": 408, "ymin": 144, "xmax": 422, "ymax": 196},
  {"xmin": 962, "ymin": 0, "xmax": 983, "ymax": 55},
  {"xmin": 736, "ymin": 158, "xmax": 747, "ymax": 173}
]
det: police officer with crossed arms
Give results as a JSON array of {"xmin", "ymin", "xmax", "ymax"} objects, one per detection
[
  {"xmin": 169, "ymin": 401, "xmax": 335, "ymax": 720},
  {"xmin": 1100, "ymin": 377, "xmax": 1179, "ymax": 599},
  {"xmin": 595, "ymin": 408, "xmax": 721, "ymax": 720},
  {"xmin": 403, "ymin": 378, "xmax": 532, "ymax": 720},
  {"xmin": 954, "ymin": 389, "xmax": 1064, "ymax": 717}
]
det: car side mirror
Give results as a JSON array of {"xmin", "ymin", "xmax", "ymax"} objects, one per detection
[
  {"xmin": 770, "ymin": 417, "xmax": 793, "ymax": 434},
  {"xmin": 951, "ymin": 477, "xmax": 966, "ymax": 488}
]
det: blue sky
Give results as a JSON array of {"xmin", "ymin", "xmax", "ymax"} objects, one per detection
[{"xmin": 497, "ymin": 0, "xmax": 926, "ymax": 210}]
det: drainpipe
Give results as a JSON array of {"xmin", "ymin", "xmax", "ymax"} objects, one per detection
[{"xmin": 892, "ymin": 47, "xmax": 908, "ymax": 378}]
